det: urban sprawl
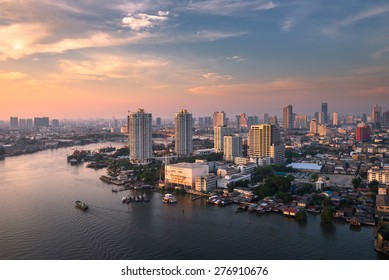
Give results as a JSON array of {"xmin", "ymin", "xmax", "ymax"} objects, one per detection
[{"xmin": 1, "ymin": 103, "xmax": 389, "ymax": 255}]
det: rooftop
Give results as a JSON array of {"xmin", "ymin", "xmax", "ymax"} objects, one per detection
[
  {"xmin": 287, "ymin": 163, "xmax": 322, "ymax": 171},
  {"xmin": 168, "ymin": 162, "xmax": 206, "ymax": 169}
]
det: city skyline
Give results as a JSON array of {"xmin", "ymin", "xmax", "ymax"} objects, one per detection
[{"xmin": 1, "ymin": 0, "xmax": 389, "ymax": 119}]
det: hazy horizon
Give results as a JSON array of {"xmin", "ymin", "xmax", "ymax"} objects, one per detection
[{"xmin": 1, "ymin": 0, "xmax": 389, "ymax": 119}]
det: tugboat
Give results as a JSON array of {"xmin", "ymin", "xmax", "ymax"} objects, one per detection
[{"xmin": 75, "ymin": 200, "xmax": 88, "ymax": 210}]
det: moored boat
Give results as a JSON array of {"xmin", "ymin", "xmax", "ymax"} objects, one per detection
[
  {"xmin": 162, "ymin": 193, "xmax": 177, "ymax": 203},
  {"xmin": 75, "ymin": 200, "xmax": 88, "ymax": 210}
]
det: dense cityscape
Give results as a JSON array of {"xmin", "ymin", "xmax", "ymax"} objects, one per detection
[{"xmin": 1, "ymin": 102, "xmax": 389, "ymax": 257}]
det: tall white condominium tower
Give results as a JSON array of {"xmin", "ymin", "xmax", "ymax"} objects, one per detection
[
  {"xmin": 175, "ymin": 109, "xmax": 193, "ymax": 156},
  {"xmin": 213, "ymin": 111, "xmax": 227, "ymax": 127},
  {"xmin": 128, "ymin": 108, "xmax": 152, "ymax": 163},
  {"xmin": 214, "ymin": 126, "xmax": 235, "ymax": 153},
  {"xmin": 248, "ymin": 124, "xmax": 285, "ymax": 164},
  {"xmin": 223, "ymin": 135, "xmax": 242, "ymax": 162}
]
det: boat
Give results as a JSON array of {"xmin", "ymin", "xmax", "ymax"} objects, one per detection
[
  {"xmin": 162, "ymin": 193, "xmax": 177, "ymax": 203},
  {"xmin": 121, "ymin": 197, "xmax": 127, "ymax": 203},
  {"xmin": 75, "ymin": 200, "xmax": 88, "ymax": 210},
  {"xmin": 138, "ymin": 195, "xmax": 143, "ymax": 202},
  {"xmin": 349, "ymin": 218, "xmax": 361, "ymax": 227},
  {"xmin": 143, "ymin": 194, "xmax": 149, "ymax": 202}
]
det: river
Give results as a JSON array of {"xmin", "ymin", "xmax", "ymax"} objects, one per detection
[{"xmin": 0, "ymin": 143, "xmax": 386, "ymax": 260}]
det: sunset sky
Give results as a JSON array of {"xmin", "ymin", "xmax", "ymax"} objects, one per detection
[{"xmin": 1, "ymin": 0, "xmax": 389, "ymax": 120}]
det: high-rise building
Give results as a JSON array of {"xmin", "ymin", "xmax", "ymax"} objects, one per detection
[
  {"xmin": 372, "ymin": 104, "xmax": 382, "ymax": 126},
  {"xmin": 52, "ymin": 119, "xmax": 60, "ymax": 127},
  {"xmin": 309, "ymin": 118, "xmax": 318, "ymax": 134},
  {"xmin": 283, "ymin": 105, "xmax": 293, "ymax": 129},
  {"xmin": 263, "ymin": 113, "xmax": 269, "ymax": 124},
  {"xmin": 268, "ymin": 116, "xmax": 278, "ymax": 125},
  {"xmin": 248, "ymin": 124, "xmax": 284, "ymax": 164},
  {"xmin": 235, "ymin": 115, "xmax": 241, "ymax": 132},
  {"xmin": 356, "ymin": 123, "xmax": 371, "ymax": 142},
  {"xmin": 19, "ymin": 119, "xmax": 26, "ymax": 128},
  {"xmin": 383, "ymin": 111, "xmax": 389, "ymax": 127},
  {"xmin": 214, "ymin": 126, "xmax": 234, "ymax": 153},
  {"xmin": 361, "ymin": 113, "xmax": 367, "ymax": 123},
  {"xmin": 321, "ymin": 102, "xmax": 328, "ymax": 124},
  {"xmin": 10, "ymin": 117, "xmax": 18, "ymax": 129},
  {"xmin": 332, "ymin": 112, "xmax": 339, "ymax": 126},
  {"xmin": 198, "ymin": 117, "xmax": 204, "ymax": 128},
  {"xmin": 204, "ymin": 117, "xmax": 212, "ymax": 127},
  {"xmin": 26, "ymin": 119, "xmax": 33, "ymax": 128},
  {"xmin": 213, "ymin": 111, "xmax": 227, "ymax": 127},
  {"xmin": 317, "ymin": 112, "xmax": 324, "ymax": 124},
  {"xmin": 34, "ymin": 117, "xmax": 49, "ymax": 127},
  {"xmin": 224, "ymin": 135, "xmax": 242, "ymax": 162},
  {"xmin": 236, "ymin": 113, "xmax": 247, "ymax": 129},
  {"xmin": 156, "ymin": 117, "xmax": 161, "ymax": 126},
  {"xmin": 293, "ymin": 114, "xmax": 307, "ymax": 129},
  {"xmin": 175, "ymin": 109, "xmax": 193, "ymax": 156},
  {"xmin": 247, "ymin": 116, "xmax": 259, "ymax": 128},
  {"xmin": 128, "ymin": 108, "xmax": 152, "ymax": 163}
]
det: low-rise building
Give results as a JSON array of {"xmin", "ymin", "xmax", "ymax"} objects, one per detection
[
  {"xmin": 217, "ymin": 174, "xmax": 251, "ymax": 189},
  {"xmin": 217, "ymin": 167, "xmax": 239, "ymax": 177},
  {"xmin": 376, "ymin": 195, "xmax": 389, "ymax": 214},
  {"xmin": 238, "ymin": 163, "xmax": 256, "ymax": 174},
  {"xmin": 165, "ymin": 162, "xmax": 209, "ymax": 188},
  {"xmin": 195, "ymin": 174, "xmax": 217, "ymax": 192},
  {"xmin": 368, "ymin": 167, "xmax": 389, "ymax": 185}
]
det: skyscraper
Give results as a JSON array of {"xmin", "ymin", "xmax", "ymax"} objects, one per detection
[
  {"xmin": 248, "ymin": 124, "xmax": 284, "ymax": 164},
  {"xmin": 309, "ymin": 118, "xmax": 318, "ymax": 134},
  {"xmin": 332, "ymin": 112, "xmax": 339, "ymax": 126},
  {"xmin": 213, "ymin": 111, "xmax": 227, "ymax": 127},
  {"xmin": 321, "ymin": 102, "xmax": 328, "ymax": 124},
  {"xmin": 283, "ymin": 105, "xmax": 293, "ymax": 129},
  {"xmin": 247, "ymin": 116, "xmax": 259, "ymax": 128},
  {"xmin": 214, "ymin": 126, "xmax": 234, "ymax": 153},
  {"xmin": 223, "ymin": 135, "xmax": 242, "ymax": 162},
  {"xmin": 10, "ymin": 117, "xmax": 18, "ymax": 129},
  {"xmin": 317, "ymin": 112, "xmax": 324, "ymax": 124},
  {"xmin": 383, "ymin": 111, "xmax": 389, "ymax": 127},
  {"xmin": 175, "ymin": 109, "xmax": 193, "ymax": 156},
  {"xmin": 293, "ymin": 114, "xmax": 307, "ymax": 129},
  {"xmin": 128, "ymin": 108, "xmax": 152, "ymax": 163},
  {"xmin": 34, "ymin": 117, "xmax": 49, "ymax": 127},
  {"xmin": 263, "ymin": 113, "xmax": 269, "ymax": 124},
  {"xmin": 372, "ymin": 104, "xmax": 382, "ymax": 127}
]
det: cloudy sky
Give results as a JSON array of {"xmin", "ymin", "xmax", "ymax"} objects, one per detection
[{"xmin": 1, "ymin": 0, "xmax": 388, "ymax": 119}]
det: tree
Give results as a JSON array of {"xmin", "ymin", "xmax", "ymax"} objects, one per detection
[
  {"xmin": 286, "ymin": 174, "xmax": 295, "ymax": 183},
  {"xmin": 141, "ymin": 169, "xmax": 157, "ymax": 185},
  {"xmin": 252, "ymin": 165, "xmax": 274, "ymax": 183},
  {"xmin": 368, "ymin": 180, "xmax": 379, "ymax": 194},
  {"xmin": 311, "ymin": 173, "xmax": 319, "ymax": 182},
  {"xmin": 352, "ymin": 177, "xmax": 362, "ymax": 188},
  {"xmin": 276, "ymin": 192, "xmax": 293, "ymax": 203},
  {"xmin": 265, "ymin": 176, "xmax": 291, "ymax": 193},
  {"xmin": 0, "ymin": 147, "xmax": 5, "ymax": 156},
  {"xmin": 321, "ymin": 205, "xmax": 333, "ymax": 223}
]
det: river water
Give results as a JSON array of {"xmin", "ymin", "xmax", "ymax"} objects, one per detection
[{"xmin": 0, "ymin": 143, "xmax": 386, "ymax": 260}]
